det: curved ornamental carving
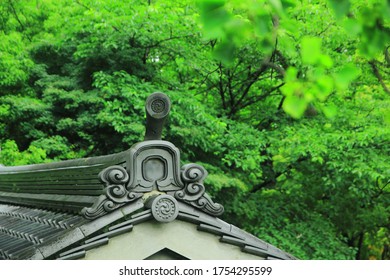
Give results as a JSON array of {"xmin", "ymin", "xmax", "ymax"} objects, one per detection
[
  {"xmin": 81, "ymin": 92, "xmax": 224, "ymax": 220},
  {"xmin": 82, "ymin": 166, "xmax": 142, "ymax": 220},
  {"xmin": 174, "ymin": 164, "xmax": 224, "ymax": 216},
  {"xmin": 126, "ymin": 141, "xmax": 182, "ymax": 193}
]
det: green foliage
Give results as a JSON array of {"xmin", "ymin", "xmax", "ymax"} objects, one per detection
[
  {"xmin": 0, "ymin": 31, "xmax": 33, "ymax": 88},
  {"xmin": 196, "ymin": 0, "xmax": 389, "ymax": 117},
  {"xmin": 0, "ymin": 140, "xmax": 47, "ymax": 165},
  {"xmin": 0, "ymin": 0, "xmax": 388, "ymax": 259}
]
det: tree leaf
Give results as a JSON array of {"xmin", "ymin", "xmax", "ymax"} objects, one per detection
[
  {"xmin": 316, "ymin": 75, "xmax": 334, "ymax": 101},
  {"xmin": 343, "ymin": 19, "xmax": 362, "ymax": 36},
  {"xmin": 283, "ymin": 95, "xmax": 308, "ymax": 118},
  {"xmin": 213, "ymin": 39, "xmax": 236, "ymax": 65},
  {"xmin": 268, "ymin": 0, "xmax": 284, "ymax": 15},
  {"xmin": 197, "ymin": 0, "xmax": 231, "ymax": 39},
  {"xmin": 301, "ymin": 36, "xmax": 322, "ymax": 65},
  {"xmin": 333, "ymin": 64, "xmax": 361, "ymax": 90},
  {"xmin": 321, "ymin": 104, "xmax": 337, "ymax": 118},
  {"xmin": 328, "ymin": 0, "xmax": 350, "ymax": 19}
]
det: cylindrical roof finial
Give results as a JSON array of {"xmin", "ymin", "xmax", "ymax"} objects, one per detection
[{"xmin": 144, "ymin": 92, "xmax": 171, "ymax": 141}]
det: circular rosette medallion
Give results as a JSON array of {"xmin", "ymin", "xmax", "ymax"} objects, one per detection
[{"xmin": 150, "ymin": 195, "xmax": 179, "ymax": 223}]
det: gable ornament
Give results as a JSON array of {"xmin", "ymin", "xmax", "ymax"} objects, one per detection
[{"xmin": 82, "ymin": 93, "xmax": 224, "ymax": 221}]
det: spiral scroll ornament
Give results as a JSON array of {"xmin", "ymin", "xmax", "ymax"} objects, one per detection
[
  {"xmin": 181, "ymin": 163, "xmax": 206, "ymax": 182},
  {"xmin": 82, "ymin": 166, "xmax": 142, "ymax": 220},
  {"xmin": 174, "ymin": 163, "xmax": 224, "ymax": 216},
  {"xmin": 150, "ymin": 195, "xmax": 179, "ymax": 222},
  {"xmin": 100, "ymin": 166, "xmax": 129, "ymax": 184}
]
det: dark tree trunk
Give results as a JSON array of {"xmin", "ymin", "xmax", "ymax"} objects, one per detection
[{"xmin": 355, "ymin": 232, "xmax": 365, "ymax": 260}]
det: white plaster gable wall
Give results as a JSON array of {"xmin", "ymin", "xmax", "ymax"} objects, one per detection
[{"xmin": 83, "ymin": 219, "xmax": 264, "ymax": 260}]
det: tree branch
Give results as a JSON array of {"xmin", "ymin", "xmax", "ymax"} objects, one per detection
[
  {"xmin": 217, "ymin": 63, "xmax": 227, "ymax": 110},
  {"xmin": 8, "ymin": 0, "xmax": 32, "ymax": 42},
  {"xmin": 369, "ymin": 60, "xmax": 390, "ymax": 94},
  {"xmin": 239, "ymin": 83, "xmax": 285, "ymax": 110},
  {"xmin": 144, "ymin": 34, "xmax": 195, "ymax": 49}
]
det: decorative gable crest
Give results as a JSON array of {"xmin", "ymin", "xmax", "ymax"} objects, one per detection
[{"xmin": 82, "ymin": 93, "xmax": 224, "ymax": 220}]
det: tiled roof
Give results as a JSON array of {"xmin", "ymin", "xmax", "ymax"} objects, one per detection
[
  {"xmin": 0, "ymin": 200, "xmax": 295, "ymax": 260},
  {"xmin": 0, "ymin": 204, "xmax": 86, "ymax": 259},
  {"xmin": 0, "ymin": 151, "xmax": 129, "ymax": 213},
  {"xmin": 0, "ymin": 93, "xmax": 296, "ymax": 260}
]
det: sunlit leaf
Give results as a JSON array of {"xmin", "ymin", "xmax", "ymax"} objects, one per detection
[
  {"xmin": 301, "ymin": 36, "xmax": 322, "ymax": 65},
  {"xmin": 321, "ymin": 104, "xmax": 337, "ymax": 118},
  {"xmin": 268, "ymin": 0, "xmax": 284, "ymax": 15},
  {"xmin": 333, "ymin": 64, "xmax": 361, "ymax": 90},
  {"xmin": 285, "ymin": 67, "xmax": 298, "ymax": 82},
  {"xmin": 283, "ymin": 95, "xmax": 308, "ymax": 118},
  {"xmin": 316, "ymin": 75, "xmax": 334, "ymax": 101}
]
